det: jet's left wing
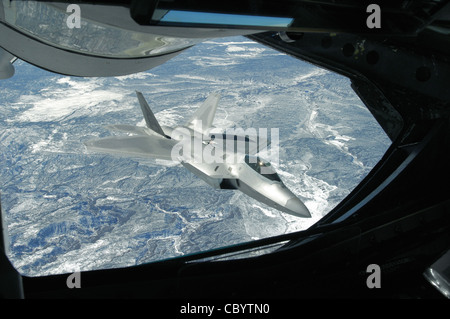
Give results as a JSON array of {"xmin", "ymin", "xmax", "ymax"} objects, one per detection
[{"xmin": 85, "ymin": 135, "xmax": 177, "ymax": 160}]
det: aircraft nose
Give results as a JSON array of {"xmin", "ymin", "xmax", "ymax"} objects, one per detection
[{"xmin": 285, "ymin": 197, "xmax": 311, "ymax": 218}]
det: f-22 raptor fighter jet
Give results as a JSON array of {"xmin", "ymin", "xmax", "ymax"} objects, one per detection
[{"xmin": 85, "ymin": 91, "xmax": 311, "ymax": 218}]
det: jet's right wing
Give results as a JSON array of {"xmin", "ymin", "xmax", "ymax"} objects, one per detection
[{"xmin": 85, "ymin": 135, "xmax": 177, "ymax": 161}]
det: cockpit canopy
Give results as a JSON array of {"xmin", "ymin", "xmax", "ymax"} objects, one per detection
[{"xmin": 244, "ymin": 155, "xmax": 281, "ymax": 182}]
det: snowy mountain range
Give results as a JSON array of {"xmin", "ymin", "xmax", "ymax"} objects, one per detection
[{"xmin": 0, "ymin": 36, "xmax": 391, "ymax": 276}]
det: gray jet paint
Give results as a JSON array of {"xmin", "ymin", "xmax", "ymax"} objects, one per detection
[{"xmin": 85, "ymin": 92, "xmax": 311, "ymax": 218}]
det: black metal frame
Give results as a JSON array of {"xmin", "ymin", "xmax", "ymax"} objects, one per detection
[{"xmin": 1, "ymin": 0, "xmax": 450, "ymax": 300}]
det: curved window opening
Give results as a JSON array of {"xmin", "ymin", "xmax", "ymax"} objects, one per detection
[{"xmin": 0, "ymin": 36, "xmax": 391, "ymax": 276}]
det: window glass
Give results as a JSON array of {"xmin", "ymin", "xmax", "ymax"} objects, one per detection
[{"xmin": 0, "ymin": 36, "xmax": 391, "ymax": 276}]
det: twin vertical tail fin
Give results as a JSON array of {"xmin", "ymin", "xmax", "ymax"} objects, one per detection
[
  {"xmin": 185, "ymin": 92, "xmax": 220, "ymax": 133},
  {"xmin": 136, "ymin": 90, "xmax": 221, "ymax": 137},
  {"xmin": 135, "ymin": 91, "xmax": 169, "ymax": 138}
]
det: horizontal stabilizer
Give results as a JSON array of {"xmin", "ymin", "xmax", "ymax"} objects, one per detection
[{"xmin": 136, "ymin": 91, "xmax": 167, "ymax": 138}]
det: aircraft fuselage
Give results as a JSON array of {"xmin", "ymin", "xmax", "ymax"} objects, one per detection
[{"xmin": 86, "ymin": 92, "xmax": 311, "ymax": 218}]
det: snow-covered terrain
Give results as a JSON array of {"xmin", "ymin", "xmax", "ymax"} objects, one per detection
[{"xmin": 0, "ymin": 36, "xmax": 391, "ymax": 276}]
